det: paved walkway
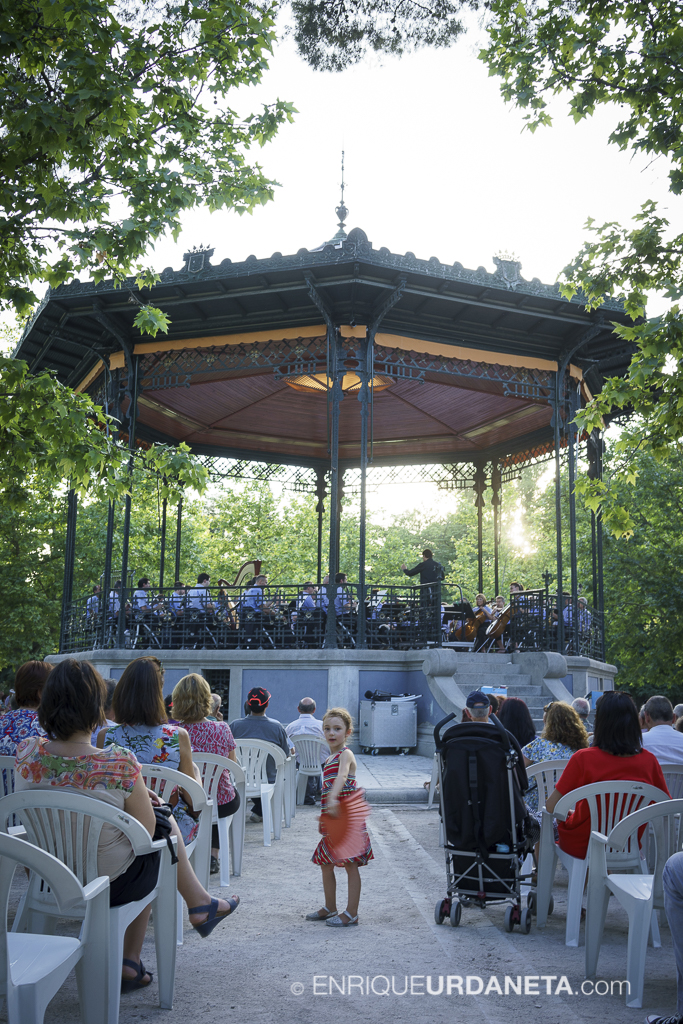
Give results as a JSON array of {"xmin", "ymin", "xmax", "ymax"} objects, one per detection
[
  {"xmin": 355, "ymin": 753, "xmax": 433, "ymax": 803},
  {"xmin": 35, "ymin": 795, "xmax": 678, "ymax": 1024}
]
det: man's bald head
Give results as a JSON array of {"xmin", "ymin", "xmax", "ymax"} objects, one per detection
[{"xmin": 298, "ymin": 697, "xmax": 316, "ymax": 713}]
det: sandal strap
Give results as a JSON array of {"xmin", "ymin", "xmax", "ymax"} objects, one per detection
[{"xmin": 188, "ymin": 899, "xmax": 216, "ymax": 916}]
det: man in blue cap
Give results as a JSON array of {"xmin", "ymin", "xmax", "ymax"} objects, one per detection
[{"xmin": 462, "ymin": 689, "xmax": 529, "ymax": 792}]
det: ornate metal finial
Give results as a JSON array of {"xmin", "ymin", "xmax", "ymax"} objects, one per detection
[
  {"xmin": 493, "ymin": 250, "xmax": 523, "ymax": 290},
  {"xmin": 182, "ymin": 244, "xmax": 215, "ymax": 274},
  {"xmin": 329, "ymin": 151, "xmax": 348, "ymax": 243}
]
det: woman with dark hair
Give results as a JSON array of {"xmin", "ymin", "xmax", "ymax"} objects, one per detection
[
  {"xmin": 546, "ymin": 690, "xmax": 670, "ymax": 859},
  {"xmin": 98, "ymin": 657, "xmax": 199, "ymax": 846},
  {"xmin": 0, "ymin": 660, "xmax": 52, "ymax": 755},
  {"xmin": 496, "ymin": 697, "xmax": 536, "ymax": 749},
  {"xmin": 14, "ymin": 659, "xmax": 239, "ymax": 993}
]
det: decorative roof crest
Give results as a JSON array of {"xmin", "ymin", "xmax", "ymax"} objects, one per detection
[
  {"xmin": 183, "ymin": 245, "xmax": 215, "ymax": 274},
  {"xmin": 493, "ymin": 251, "xmax": 523, "ymax": 290}
]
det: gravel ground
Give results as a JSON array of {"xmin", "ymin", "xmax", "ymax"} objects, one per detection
[{"xmin": 11, "ymin": 805, "xmax": 677, "ymax": 1024}]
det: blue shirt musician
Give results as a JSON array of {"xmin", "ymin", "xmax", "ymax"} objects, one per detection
[
  {"xmin": 169, "ymin": 582, "xmax": 186, "ymax": 617},
  {"xmin": 241, "ymin": 574, "xmax": 267, "ymax": 611},
  {"xmin": 334, "ymin": 572, "xmax": 352, "ymax": 616},
  {"xmin": 186, "ymin": 572, "xmax": 215, "ymax": 613},
  {"xmin": 86, "ymin": 584, "xmax": 101, "ymax": 619},
  {"xmin": 563, "ymin": 597, "xmax": 592, "ymax": 632},
  {"xmin": 298, "ymin": 583, "xmax": 317, "ymax": 612},
  {"xmin": 316, "ymin": 574, "xmax": 330, "ymax": 612}
]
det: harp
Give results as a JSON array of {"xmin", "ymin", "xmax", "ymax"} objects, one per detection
[{"xmin": 232, "ymin": 560, "xmax": 262, "ymax": 587}]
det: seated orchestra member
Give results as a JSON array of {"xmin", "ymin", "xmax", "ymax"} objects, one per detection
[
  {"xmin": 238, "ymin": 574, "xmax": 272, "ymax": 643},
  {"xmin": 473, "ymin": 594, "xmax": 505, "ymax": 652},
  {"xmin": 86, "ymin": 584, "xmax": 101, "ymax": 620},
  {"xmin": 186, "ymin": 572, "xmax": 215, "ymax": 614},
  {"xmin": 563, "ymin": 596, "xmax": 592, "ymax": 633},
  {"xmin": 334, "ymin": 572, "xmax": 356, "ymax": 636},
  {"xmin": 316, "ymin": 575, "xmax": 330, "ymax": 613},
  {"xmin": 169, "ymin": 581, "xmax": 186, "ymax": 618},
  {"xmin": 108, "ymin": 580, "xmax": 130, "ymax": 625}
]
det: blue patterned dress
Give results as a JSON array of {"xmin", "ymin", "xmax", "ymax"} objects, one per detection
[
  {"xmin": 105, "ymin": 722, "xmax": 199, "ymax": 845},
  {"xmin": 0, "ymin": 708, "xmax": 45, "ymax": 756}
]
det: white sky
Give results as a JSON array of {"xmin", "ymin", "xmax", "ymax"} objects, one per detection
[
  {"xmin": 149, "ymin": 20, "xmax": 677, "ymax": 519},
  {"xmin": 151, "ymin": 20, "xmax": 678, "ymax": 298}
]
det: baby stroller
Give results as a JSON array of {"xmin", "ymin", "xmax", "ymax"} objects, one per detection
[{"xmin": 433, "ymin": 712, "xmax": 536, "ymax": 933}]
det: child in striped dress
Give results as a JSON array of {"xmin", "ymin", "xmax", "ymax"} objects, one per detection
[{"xmin": 308, "ymin": 707, "xmax": 373, "ymax": 927}]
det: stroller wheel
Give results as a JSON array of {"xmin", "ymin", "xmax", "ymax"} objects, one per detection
[
  {"xmin": 526, "ymin": 891, "xmax": 536, "ymax": 916},
  {"xmin": 434, "ymin": 900, "xmax": 447, "ymax": 925},
  {"xmin": 548, "ymin": 895, "xmax": 554, "ymax": 916},
  {"xmin": 504, "ymin": 906, "xmax": 515, "ymax": 932},
  {"xmin": 520, "ymin": 907, "xmax": 532, "ymax": 934},
  {"xmin": 449, "ymin": 901, "xmax": 462, "ymax": 928}
]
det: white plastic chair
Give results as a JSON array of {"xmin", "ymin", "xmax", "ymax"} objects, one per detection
[
  {"xmin": 536, "ymin": 780, "xmax": 670, "ymax": 946},
  {"xmin": 0, "ymin": 790, "xmax": 178, "ymax": 1024},
  {"xmin": 661, "ymin": 764, "xmax": 683, "ymax": 799},
  {"xmin": 525, "ymin": 759, "xmax": 570, "ymax": 811},
  {"xmin": 585, "ymin": 798, "xmax": 683, "ymax": 1007},
  {"xmin": 139, "ymin": 764, "xmax": 211, "ymax": 944},
  {"xmin": 234, "ymin": 741, "xmax": 290, "ymax": 842},
  {"xmin": 193, "ymin": 754, "xmax": 246, "ymax": 883},
  {"xmin": 0, "ymin": 831, "xmax": 109, "ymax": 1024},
  {"xmin": 293, "ymin": 737, "xmax": 326, "ymax": 805}
]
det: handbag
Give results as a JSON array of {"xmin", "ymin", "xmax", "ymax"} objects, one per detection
[{"xmin": 153, "ymin": 803, "xmax": 179, "ymax": 864}]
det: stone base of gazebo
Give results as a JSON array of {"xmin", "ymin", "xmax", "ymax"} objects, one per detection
[{"xmin": 48, "ymin": 647, "xmax": 616, "ymax": 757}]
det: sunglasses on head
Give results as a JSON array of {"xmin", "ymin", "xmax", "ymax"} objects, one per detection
[{"xmin": 544, "ymin": 701, "xmax": 556, "ymax": 713}]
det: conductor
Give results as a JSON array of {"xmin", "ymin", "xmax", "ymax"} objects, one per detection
[{"xmin": 401, "ymin": 549, "xmax": 445, "ymax": 642}]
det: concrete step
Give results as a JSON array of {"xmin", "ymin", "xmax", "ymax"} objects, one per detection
[{"xmin": 453, "ymin": 659, "xmax": 525, "ymax": 675}]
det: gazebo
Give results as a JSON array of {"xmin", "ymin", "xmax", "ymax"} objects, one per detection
[{"xmin": 16, "ymin": 217, "xmax": 629, "ymax": 738}]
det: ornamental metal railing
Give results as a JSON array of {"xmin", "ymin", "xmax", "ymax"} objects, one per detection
[
  {"xmin": 59, "ymin": 582, "xmax": 445, "ymax": 654},
  {"xmin": 60, "ymin": 581, "xmax": 604, "ymax": 658}
]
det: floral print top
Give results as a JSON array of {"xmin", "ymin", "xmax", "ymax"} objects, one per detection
[
  {"xmin": 521, "ymin": 736, "xmax": 577, "ymax": 812},
  {"xmin": 14, "ymin": 735, "xmax": 140, "ymax": 880},
  {"xmin": 0, "ymin": 708, "xmax": 45, "ymax": 756},
  {"xmin": 104, "ymin": 722, "xmax": 199, "ymax": 845},
  {"xmin": 180, "ymin": 720, "xmax": 236, "ymax": 805}
]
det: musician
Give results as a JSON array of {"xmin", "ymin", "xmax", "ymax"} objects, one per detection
[
  {"xmin": 474, "ymin": 595, "xmax": 505, "ymax": 652},
  {"xmin": 334, "ymin": 572, "xmax": 353, "ymax": 616},
  {"xmin": 316, "ymin": 575, "xmax": 330, "ymax": 612},
  {"xmin": 169, "ymin": 582, "xmax": 186, "ymax": 617},
  {"xmin": 298, "ymin": 583, "xmax": 317, "ymax": 612},
  {"xmin": 108, "ymin": 580, "xmax": 129, "ymax": 622},
  {"xmin": 563, "ymin": 596, "xmax": 592, "ymax": 632},
  {"xmin": 132, "ymin": 577, "xmax": 153, "ymax": 614},
  {"xmin": 401, "ymin": 549, "xmax": 445, "ymax": 642},
  {"xmin": 469, "ymin": 594, "xmax": 494, "ymax": 650},
  {"xmin": 242, "ymin": 574, "xmax": 268, "ymax": 611},
  {"xmin": 86, "ymin": 584, "xmax": 101, "ymax": 620},
  {"xmin": 187, "ymin": 572, "xmax": 215, "ymax": 613}
]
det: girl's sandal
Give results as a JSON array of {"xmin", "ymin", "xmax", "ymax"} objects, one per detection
[
  {"xmin": 189, "ymin": 895, "xmax": 240, "ymax": 937},
  {"xmin": 305, "ymin": 905, "xmax": 337, "ymax": 920},
  {"xmin": 325, "ymin": 910, "xmax": 359, "ymax": 927}
]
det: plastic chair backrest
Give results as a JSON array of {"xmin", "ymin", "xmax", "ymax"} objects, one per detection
[
  {"xmin": 661, "ymin": 764, "xmax": 683, "ymax": 800},
  {"xmin": 0, "ymin": 790, "xmax": 155, "ymax": 885},
  {"xmin": 554, "ymin": 781, "xmax": 670, "ymax": 858},
  {"xmin": 138, "ymin": 763, "xmax": 210, "ymax": 811},
  {"xmin": 234, "ymin": 741, "xmax": 286, "ymax": 794},
  {"xmin": 0, "ymin": 755, "xmax": 15, "ymax": 799},
  {"xmin": 601, "ymin": 798, "xmax": 683, "ymax": 906},
  {"xmin": 291, "ymin": 737, "xmax": 326, "ymax": 771},
  {"xmin": 193, "ymin": 754, "xmax": 245, "ymax": 800},
  {"xmin": 526, "ymin": 759, "xmax": 569, "ymax": 805}
]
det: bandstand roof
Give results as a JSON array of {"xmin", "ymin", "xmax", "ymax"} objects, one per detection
[{"xmin": 15, "ymin": 227, "xmax": 633, "ymax": 469}]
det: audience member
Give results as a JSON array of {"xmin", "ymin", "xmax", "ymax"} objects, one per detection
[
  {"xmin": 209, "ymin": 693, "xmax": 223, "ymax": 721},
  {"xmin": 674, "ymin": 703, "xmax": 683, "ymax": 720},
  {"xmin": 642, "ymin": 695, "xmax": 683, "ymax": 765},
  {"xmin": 646, "ymin": 852, "xmax": 683, "ymax": 1024},
  {"xmin": 286, "ymin": 697, "xmax": 329, "ymax": 805},
  {"xmin": 230, "ymin": 687, "xmax": 291, "ymax": 822},
  {"xmin": 640, "ymin": 703, "xmax": 649, "ymax": 732},
  {"xmin": 0, "ymin": 660, "xmax": 51, "ymax": 755},
  {"xmin": 98, "ymin": 657, "xmax": 201, "ymax": 845},
  {"xmin": 15, "ymin": 659, "xmax": 238, "ymax": 992},
  {"xmin": 497, "ymin": 696, "xmax": 536, "ymax": 749},
  {"xmin": 571, "ymin": 696, "xmax": 593, "ymax": 741},
  {"xmin": 546, "ymin": 691, "xmax": 669, "ymax": 860},
  {"xmin": 522, "ymin": 702, "xmax": 588, "ymax": 812},
  {"xmin": 172, "ymin": 673, "xmax": 240, "ymax": 874}
]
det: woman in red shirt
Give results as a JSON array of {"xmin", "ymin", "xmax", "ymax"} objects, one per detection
[{"xmin": 545, "ymin": 690, "xmax": 669, "ymax": 859}]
